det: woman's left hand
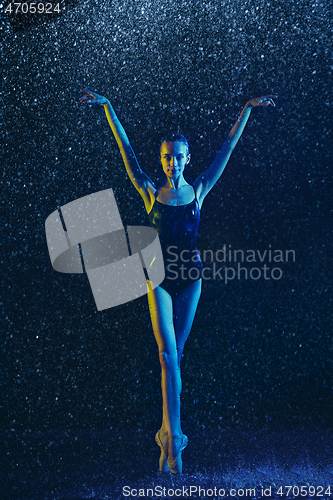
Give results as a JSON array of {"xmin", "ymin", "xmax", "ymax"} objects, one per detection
[{"xmin": 246, "ymin": 95, "xmax": 277, "ymax": 108}]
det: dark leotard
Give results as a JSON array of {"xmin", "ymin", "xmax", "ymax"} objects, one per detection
[{"xmin": 148, "ymin": 189, "xmax": 202, "ymax": 296}]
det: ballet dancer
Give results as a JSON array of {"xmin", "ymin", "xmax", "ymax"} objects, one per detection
[{"xmin": 79, "ymin": 89, "xmax": 276, "ymax": 473}]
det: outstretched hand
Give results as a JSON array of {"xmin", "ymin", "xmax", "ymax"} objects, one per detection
[
  {"xmin": 79, "ymin": 89, "xmax": 109, "ymax": 106},
  {"xmin": 247, "ymin": 95, "xmax": 277, "ymax": 108}
]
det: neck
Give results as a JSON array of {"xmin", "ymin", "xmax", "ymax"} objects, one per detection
[{"xmin": 165, "ymin": 175, "xmax": 187, "ymax": 190}]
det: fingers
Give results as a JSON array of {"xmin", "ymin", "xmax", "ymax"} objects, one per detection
[
  {"xmin": 80, "ymin": 89, "xmax": 95, "ymax": 96},
  {"xmin": 79, "ymin": 95, "xmax": 93, "ymax": 104},
  {"xmin": 79, "ymin": 89, "xmax": 98, "ymax": 105},
  {"xmin": 264, "ymin": 98, "xmax": 275, "ymax": 107},
  {"xmin": 258, "ymin": 96, "xmax": 276, "ymax": 107}
]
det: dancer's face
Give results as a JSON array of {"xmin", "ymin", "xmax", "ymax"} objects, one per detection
[{"xmin": 160, "ymin": 141, "xmax": 190, "ymax": 179}]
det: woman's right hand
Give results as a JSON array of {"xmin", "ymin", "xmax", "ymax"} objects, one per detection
[{"xmin": 79, "ymin": 89, "xmax": 109, "ymax": 106}]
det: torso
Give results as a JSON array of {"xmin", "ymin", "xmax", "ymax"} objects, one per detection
[{"xmin": 148, "ymin": 185, "xmax": 202, "ymax": 295}]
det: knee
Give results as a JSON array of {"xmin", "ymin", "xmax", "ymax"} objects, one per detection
[
  {"xmin": 159, "ymin": 350, "xmax": 178, "ymax": 370},
  {"xmin": 177, "ymin": 350, "xmax": 184, "ymax": 366}
]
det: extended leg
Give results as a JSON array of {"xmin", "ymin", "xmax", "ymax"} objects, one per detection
[
  {"xmin": 148, "ymin": 280, "xmax": 202, "ymax": 472},
  {"xmin": 147, "ymin": 284, "xmax": 182, "ymax": 438},
  {"xmin": 167, "ymin": 279, "xmax": 201, "ymax": 472}
]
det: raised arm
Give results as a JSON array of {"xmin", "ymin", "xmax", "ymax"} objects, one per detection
[
  {"xmin": 80, "ymin": 89, "xmax": 155, "ymax": 212},
  {"xmin": 193, "ymin": 95, "xmax": 276, "ymax": 207}
]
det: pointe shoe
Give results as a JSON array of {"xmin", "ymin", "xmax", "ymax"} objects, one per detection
[
  {"xmin": 155, "ymin": 430, "xmax": 170, "ymax": 473},
  {"xmin": 167, "ymin": 434, "xmax": 188, "ymax": 474}
]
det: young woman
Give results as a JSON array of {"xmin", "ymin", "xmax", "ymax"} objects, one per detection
[{"xmin": 79, "ymin": 89, "xmax": 276, "ymax": 473}]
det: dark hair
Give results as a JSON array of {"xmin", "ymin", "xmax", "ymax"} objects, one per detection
[{"xmin": 159, "ymin": 132, "xmax": 190, "ymax": 155}]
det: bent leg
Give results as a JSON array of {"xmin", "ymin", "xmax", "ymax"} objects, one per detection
[
  {"xmin": 148, "ymin": 282, "xmax": 182, "ymax": 438},
  {"xmin": 174, "ymin": 279, "xmax": 202, "ymax": 365}
]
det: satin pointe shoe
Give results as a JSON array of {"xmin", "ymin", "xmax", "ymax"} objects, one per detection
[
  {"xmin": 167, "ymin": 434, "xmax": 188, "ymax": 474},
  {"xmin": 155, "ymin": 430, "xmax": 170, "ymax": 473}
]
